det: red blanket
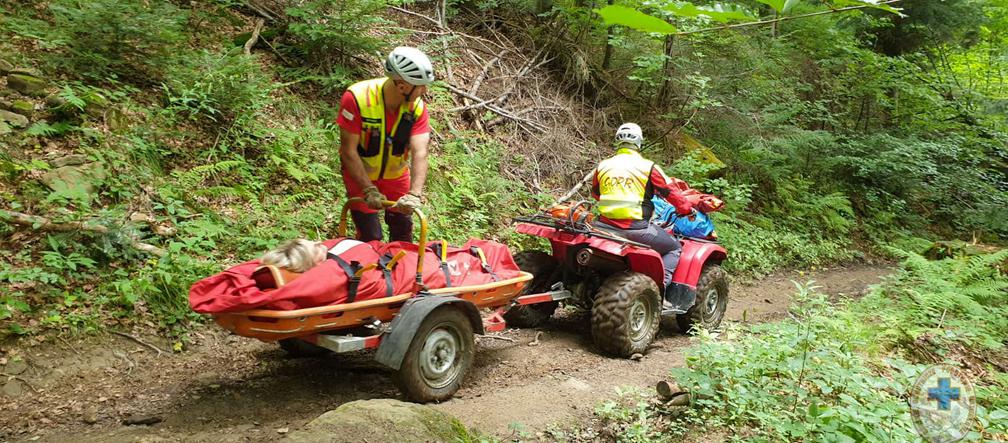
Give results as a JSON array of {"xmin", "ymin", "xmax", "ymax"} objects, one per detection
[{"xmin": 189, "ymin": 239, "xmax": 521, "ymax": 314}]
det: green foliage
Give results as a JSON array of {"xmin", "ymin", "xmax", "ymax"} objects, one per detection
[
  {"xmin": 855, "ymin": 249, "xmax": 1008, "ymax": 351},
  {"xmin": 283, "ymin": 0, "xmax": 394, "ymax": 91},
  {"xmin": 49, "ymin": 0, "xmax": 187, "ymax": 83},
  {"xmin": 164, "ymin": 50, "xmax": 274, "ymax": 127},
  {"xmin": 597, "ymin": 253, "xmax": 1008, "ymax": 441},
  {"xmin": 425, "ymin": 134, "xmax": 549, "ymax": 246}
]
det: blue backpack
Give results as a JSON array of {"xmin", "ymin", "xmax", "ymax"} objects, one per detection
[{"xmin": 652, "ymin": 197, "xmax": 715, "ymax": 238}]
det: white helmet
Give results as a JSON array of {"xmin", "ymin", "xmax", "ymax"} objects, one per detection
[
  {"xmin": 615, "ymin": 122, "xmax": 643, "ymax": 149},
  {"xmin": 385, "ymin": 46, "xmax": 435, "ymax": 86}
]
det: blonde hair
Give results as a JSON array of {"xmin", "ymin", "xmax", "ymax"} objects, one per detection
[{"xmin": 261, "ymin": 239, "xmax": 319, "ymax": 273}]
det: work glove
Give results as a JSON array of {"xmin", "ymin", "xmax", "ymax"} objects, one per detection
[
  {"xmin": 363, "ymin": 185, "xmax": 385, "ymax": 210},
  {"xmin": 393, "ymin": 192, "xmax": 423, "ymax": 215}
]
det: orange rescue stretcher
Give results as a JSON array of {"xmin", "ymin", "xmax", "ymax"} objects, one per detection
[{"xmin": 209, "ymin": 198, "xmax": 571, "ymax": 402}]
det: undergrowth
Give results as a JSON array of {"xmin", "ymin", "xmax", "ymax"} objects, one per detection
[{"xmin": 589, "ymin": 251, "xmax": 1008, "ymax": 442}]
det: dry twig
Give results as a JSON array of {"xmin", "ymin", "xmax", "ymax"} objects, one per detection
[{"xmin": 112, "ymin": 331, "xmax": 167, "ymax": 357}]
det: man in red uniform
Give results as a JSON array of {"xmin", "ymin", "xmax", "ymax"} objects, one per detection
[
  {"xmin": 336, "ymin": 46, "xmax": 434, "ymax": 242},
  {"xmin": 591, "ymin": 123, "xmax": 694, "ymax": 292}
]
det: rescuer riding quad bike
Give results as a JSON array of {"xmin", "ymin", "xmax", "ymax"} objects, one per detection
[{"xmin": 509, "ymin": 201, "xmax": 728, "ymax": 357}]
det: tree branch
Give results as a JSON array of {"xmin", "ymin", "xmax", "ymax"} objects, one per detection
[
  {"xmin": 244, "ymin": 18, "xmax": 265, "ymax": 56},
  {"xmin": 674, "ymin": 0, "xmax": 903, "ymax": 37},
  {"xmin": 1, "ymin": 210, "xmax": 166, "ymax": 257}
]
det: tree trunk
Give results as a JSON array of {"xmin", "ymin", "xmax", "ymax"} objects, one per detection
[
  {"xmin": 601, "ymin": 0, "xmax": 615, "ymax": 70},
  {"xmin": 656, "ymin": 34, "xmax": 675, "ymax": 107}
]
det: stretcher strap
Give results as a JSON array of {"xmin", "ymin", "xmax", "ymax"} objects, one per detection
[
  {"xmin": 328, "ymin": 253, "xmax": 365, "ymax": 303},
  {"xmin": 469, "ymin": 246, "xmax": 500, "ymax": 282},
  {"xmin": 378, "ymin": 251, "xmax": 407, "ymax": 298},
  {"xmin": 430, "ymin": 240, "xmax": 453, "ymax": 287}
]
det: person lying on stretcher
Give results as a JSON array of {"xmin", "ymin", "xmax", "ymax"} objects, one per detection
[{"xmin": 188, "ymin": 237, "xmax": 522, "ymax": 314}]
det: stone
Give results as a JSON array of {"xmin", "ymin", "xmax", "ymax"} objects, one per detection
[
  {"xmin": 562, "ymin": 377, "xmax": 592, "ymax": 391},
  {"xmin": 9, "ymin": 67, "xmax": 40, "ymax": 77},
  {"xmin": 82, "ymin": 413, "xmax": 98, "ymax": 425},
  {"xmin": 0, "ymin": 58, "xmax": 13, "ymax": 75},
  {"xmin": 286, "ymin": 399, "xmax": 464, "ymax": 443},
  {"xmin": 0, "ymin": 109, "xmax": 28, "ymax": 128},
  {"xmin": 4, "ymin": 359, "xmax": 28, "ymax": 375},
  {"xmin": 11, "ymin": 100, "xmax": 33, "ymax": 117},
  {"xmin": 82, "ymin": 91, "xmax": 109, "ymax": 118},
  {"xmin": 0, "ymin": 121, "xmax": 10, "ymax": 135},
  {"xmin": 45, "ymin": 94, "xmax": 66, "ymax": 109},
  {"xmin": 1, "ymin": 380, "xmax": 23, "ymax": 397},
  {"xmin": 51, "ymin": 154, "xmax": 89, "ymax": 168},
  {"xmin": 40, "ymin": 162, "xmax": 107, "ymax": 195},
  {"xmin": 7, "ymin": 73, "xmax": 47, "ymax": 97}
]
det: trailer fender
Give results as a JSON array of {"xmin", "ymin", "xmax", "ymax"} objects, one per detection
[{"xmin": 374, "ymin": 295, "xmax": 483, "ymax": 370}]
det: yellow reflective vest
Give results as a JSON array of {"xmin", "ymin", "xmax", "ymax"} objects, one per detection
[
  {"xmin": 595, "ymin": 148, "xmax": 656, "ymax": 220},
  {"xmin": 347, "ymin": 78, "xmax": 426, "ymax": 180}
]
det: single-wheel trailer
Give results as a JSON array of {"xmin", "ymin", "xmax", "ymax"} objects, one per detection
[{"xmin": 210, "ymin": 198, "xmax": 570, "ymax": 402}]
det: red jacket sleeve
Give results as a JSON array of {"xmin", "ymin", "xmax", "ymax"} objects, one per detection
[
  {"xmin": 412, "ymin": 105, "xmax": 430, "ymax": 135},
  {"xmin": 651, "ymin": 165, "xmax": 692, "ymax": 215},
  {"xmin": 336, "ymin": 90, "xmax": 362, "ymax": 135}
]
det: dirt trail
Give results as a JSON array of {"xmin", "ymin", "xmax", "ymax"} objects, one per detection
[{"xmin": 0, "ymin": 264, "xmax": 890, "ymax": 442}]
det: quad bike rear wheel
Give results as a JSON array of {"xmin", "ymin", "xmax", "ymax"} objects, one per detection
[
  {"xmin": 591, "ymin": 271, "xmax": 661, "ymax": 357},
  {"xmin": 395, "ymin": 306, "xmax": 475, "ymax": 403},
  {"xmin": 503, "ymin": 250, "xmax": 560, "ymax": 328},
  {"xmin": 676, "ymin": 264, "xmax": 728, "ymax": 333}
]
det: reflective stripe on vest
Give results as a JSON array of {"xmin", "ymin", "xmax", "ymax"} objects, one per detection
[
  {"xmin": 596, "ymin": 148, "xmax": 654, "ymax": 221},
  {"xmin": 347, "ymin": 78, "xmax": 426, "ymax": 180}
]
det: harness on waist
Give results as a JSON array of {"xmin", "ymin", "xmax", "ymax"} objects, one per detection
[
  {"xmin": 327, "ymin": 253, "xmax": 376, "ymax": 303},
  {"xmin": 429, "ymin": 240, "xmax": 453, "ymax": 287},
  {"xmin": 468, "ymin": 246, "xmax": 500, "ymax": 282},
  {"xmin": 377, "ymin": 251, "xmax": 407, "ymax": 298}
]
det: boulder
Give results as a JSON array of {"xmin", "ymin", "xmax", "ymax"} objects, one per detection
[
  {"xmin": 11, "ymin": 100, "xmax": 33, "ymax": 117},
  {"xmin": 0, "ymin": 121, "xmax": 10, "ymax": 135},
  {"xmin": 0, "ymin": 109, "xmax": 28, "ymax": 128},
  {"xmin": 7, "ymin": 73, "xmax": 47, "ymax": 97},
  {"xmin": 40, "ymin": 162, "xmax": 107, "ymax": 195},
  {"xmin": 286, "ymin": 399, "xmax": 464, "ymax": 443},
  {"xmin": 0, "ymin": 58, "xmax": 12, "ymax": 75},
  {"xmin": 82, "ymin": 91, "xmax": 109, "ymax": 118},
  {"xmin": 51, "ymin": 154, "xmax": 89, "ymax": 168}
]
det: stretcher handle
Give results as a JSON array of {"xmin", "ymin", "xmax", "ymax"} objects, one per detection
[{"xmin": 338, "ymin": 198, "xmax": 428, "ymax": 291}]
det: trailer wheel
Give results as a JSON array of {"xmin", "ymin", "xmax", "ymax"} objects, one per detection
[
  {"xmin": 503, "ymin": 250, "xmax": 560, "ymax": 328},
  {"xmin": 278, "ymin": 337, "xmax": 329, "ymax": 358},
  {"xmin": 591, "ymin": 271, "xmax": 661, "ymax": 357},
  {"xmin": 676, "ymin": 264, "xmax": 728, "ymax": 333},
  {"xmin": 395, "ymin": 306, "xmax": 474, "ymax": 402}
]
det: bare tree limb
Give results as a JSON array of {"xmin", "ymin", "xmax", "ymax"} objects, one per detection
[
  {"xmin": 1, "ymin": 210, "xmax": 166, "ymax": 257},
  {"xmin": 551, "ymin": 169, "xmax": 595, "ymax": 207},
  {"xmin": 112, "ymin": 331, "xmax": 167, "ymax": 357},
  {"xmin": 244, "ymin": 18, "xmax": 265, "ymax": 56},
  {"xmin": 445, "ymin": 84, "xmax": 547, "ymax": 132}
]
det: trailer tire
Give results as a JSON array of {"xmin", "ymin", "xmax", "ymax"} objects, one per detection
[
  {"xmin": 591, "ymin": 271, "xmax": 660, "ymax": 357},
  {"xmin": 676, "ymin": 264, "xmax": 728, "ymax": 333},
  {"xmin": 395, "ymin": 306, "xmax": 474, "ymax": 402},
  {"xmin": 503, "ymin": 250, "xmax": 559, "ymax": 328},
  {"xmin": 278, "ymin": 337, "xmax": 329, "ymax": 358}
]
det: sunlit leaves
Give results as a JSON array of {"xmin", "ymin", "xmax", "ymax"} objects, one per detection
[{"xmin": 595, "ymin": 5, "xmax": 677, "ymax": 34}]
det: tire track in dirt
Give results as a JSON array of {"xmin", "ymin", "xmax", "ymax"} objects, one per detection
[{"xmin": 0, "ymin": 264, "xmax": 889, "ymax": 442}]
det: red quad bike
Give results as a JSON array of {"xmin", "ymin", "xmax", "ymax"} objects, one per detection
[{"xmin": 508, "ymin": 201, "xmax": 728, "ymax": 357}]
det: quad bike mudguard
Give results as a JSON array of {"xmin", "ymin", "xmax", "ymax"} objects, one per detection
[{"xmin": 664, "ymin": 239, "xmax": 727, "ymax": 312}]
